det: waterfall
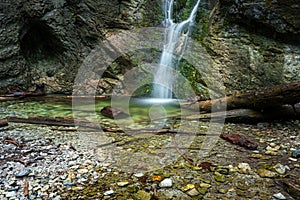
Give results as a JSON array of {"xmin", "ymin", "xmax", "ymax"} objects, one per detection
[{"xmin": 152, "ymin": 0, "xmax": 201, "ymax": 99}]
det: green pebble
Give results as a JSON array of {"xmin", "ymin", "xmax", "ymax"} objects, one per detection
[
  {"xmin": 214, "ymin": 172, "xmax": 226, "ymax": 183},
  {"xmin": 218, "ymin": 188, "xmax": 227, "ymax": 194}
]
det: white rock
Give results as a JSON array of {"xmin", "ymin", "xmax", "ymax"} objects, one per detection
[
  {"xmin": 117, "ymin": 181, "xmax": 129, "ymax": 187},
  {"xmin": 238, "ymin": 163, "xmax": 252, "ymax": 174},
  {"xmin": 273, "ymin": 193, "xmax": 286, "ymax": 200},
  {"xmin": 289, "ymin": 157, "xmax": 297, "ymax": 162},
  {"xmin": 274, "ymin": 163, "xmax": 288, "ymax": 174},
  {"xmin": 5, "ymin": 191, "xmax": 16, "ymax": 198},
  {"xmin": 78, "ymin": 168, "xmax": 89, "ymax": 174},
  {"xmin": 159, "ymin": 178, "xmax": 173, "ymax": 187},
  {"xmin": 186, "ymin": 188, "xmax": 200, "ymax": 196},
  {"xmin": 104, "ymin": 189, "xmax": 114, "ymax": 196},
  {"xmin": 133, "ymin": 172, "xmax": 144, "ymax": 178}
]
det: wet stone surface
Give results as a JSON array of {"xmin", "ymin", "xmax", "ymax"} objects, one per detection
[{"xmin": 0, "ymin": 120, "xmax": 299, "ymax": 199}]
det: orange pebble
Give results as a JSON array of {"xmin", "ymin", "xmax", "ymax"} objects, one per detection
[{"xmin": 152, "ymin": 176, "xmax": 163, "ymax": 182}]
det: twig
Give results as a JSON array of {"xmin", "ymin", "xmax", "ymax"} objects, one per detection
[
  {"xmin": 3, "ymin": 137, "xmax": 23, "ymax": 147},
  {"xmin": 24, "ymin": 181, "xmax": 29, "ymax": 196}
]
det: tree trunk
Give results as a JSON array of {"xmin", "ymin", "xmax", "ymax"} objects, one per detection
[{"xmin": 183, "ymin": 81, "xmax": 300, "ymax": 112}]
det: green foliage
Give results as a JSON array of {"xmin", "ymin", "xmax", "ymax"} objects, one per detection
[
  {"xmin": 132, "ymin": 84, "xmax": 153, "ymax": 97},
  {"xmin": 178, "ymin": 60, "xmax": 209, "ymax": 98}
]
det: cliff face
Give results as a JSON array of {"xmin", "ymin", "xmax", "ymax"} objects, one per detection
[
  {"xmin": 0, "ymin": 0, "xmax": 299, "ymax": 95},
  {"xmin": 205, "ymin": 0, "xmax": 300, "ymax": 93},
  {"xmin": 0, "ymin": 0, "xmax": 161, "ymax": 93}
]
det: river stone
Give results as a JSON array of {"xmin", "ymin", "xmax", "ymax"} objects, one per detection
[
  {"xmin": 117, "ymin": 181, "xmax": 129, "ymax": 187},
  {"xmin": 15, "ymin": 169, "xmax": 30, "ymax": 178},
  {"xmin": 5, "ymin": 191, "xmax": 16, "ymax": 198},
  {"xmin": 214, "ymin": 172, "xmax": 226, "ymax": 183},
  {"xmin": 257, "ymin": 169, "xmax": 277, "ymax": 178},
  {"xmin": 103, "ymin": 190, "xmax": 114, "ymax": 196},
  {"xmin": 274, "ymin": 163, "xmax": 288, "ymax": 174},
  {"xmin": 159, "ymin": 178, "xmax": 173, "ymax": 187},
  {"xmin": 238, "ymin": 163, "xmax": 252, "ymax": 174},
  {"xmin": 186, "ymin": 188, "xmax": 200, "ymax": 196},
  {"xmin": 292, "ymin": 149, "xmax": 300, "ymax": 158},
  {"xmin": 273, "ymin": 193, "xmax": 286, "ymax": 200},
  {"xmin": 133, "ymin": 173, "xmax": 144, "ymax": 178},
  {"xmin": 78, "ymin": 169, "xmax": 89, "ymax": 174},
  {"xmin": 181, "ymin": 184, "xmax": 195, "ymax": 192}
]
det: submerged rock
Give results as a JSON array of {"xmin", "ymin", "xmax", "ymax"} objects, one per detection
[
  {"xmin": 220, "ymin": 133, "xmax": 258, "ymax": 150},
  {"xmin": 100, "ymin": 106, "xmax": 129, "ymax": 119}
]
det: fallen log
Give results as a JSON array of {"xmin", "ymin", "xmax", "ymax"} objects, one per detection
[
  {"xmin": 6, "ymin": 116, "xmax": 98, "ymax": 129},
  {"xmin": 183, "ymin": 81, "xmax": 300, "ymax": 112},
  {"xmin": 181, "ymin": 104, "xmax": 300, "ymax": 123}
]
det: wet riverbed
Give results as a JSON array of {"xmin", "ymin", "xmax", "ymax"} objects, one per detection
[{"xmin": 0, "ymin": 96, "xmax": 299, "ymax": 199}]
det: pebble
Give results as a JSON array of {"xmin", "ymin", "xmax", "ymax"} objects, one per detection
[
  {"xmin": 273, "ymin": 193, "xmax": 286, "ymax": 199},
  {"xmin": 214, "ymin": 172, "xmax": 226, "ymax": 182},
  {"xmin": 288, "ymin": 157, "xmax": 298, "ymax": 162},
  {"xmin": 15, "ymin": 169, "xmax": 30, "ymax": 178},
  {"xmin": 159, "ymin": 178, "xmax": 172, "ymax": 187},
  {"xmin": 273, "ymin": 163, "xmax": 288, "ymax": 174},
  {"xmin": 292, "ymin": 149, "xmax": 300, "ymax": 158},
  {"xmin": 265, "ymin": 150, "xmax": 279, "ymax": 156},
  {"xmin": 117, "ymin": 181, "xmax": 129, "ymax": 187},
  {"xmin": 237, "ymin": 163, "xmax": 252, "ymax": 174},
  {"xmin": 103, "ymin": 190, "xmax": 115, "ymax": 196},
  {"xmin": 186, "ymin": 188, "xmax": 200, "ymax": 196},
  {"xmin": 78, "ymin": 168, "xmax": 88, "ymax": 174},
  {"xmin": 257, "ymin": 169, "xmax": 277, "ymax": 178},
  {"xmin": 152, "ymin": 176, "xmax": 163, "ymax": 182},
  {"xmin": 219, "ymin": 188, "xmax": 227, "ymax": 194},
  {"xmin": 134, "ymin": 173, "xmax": 144, "ymax": 178},
  {"xmin": 4, "ymin": 191, "xmax": 16, "ymax": 198},
  {"xmin": 181, "ymin": 184, "xmax": 195, "ymax": 192}
]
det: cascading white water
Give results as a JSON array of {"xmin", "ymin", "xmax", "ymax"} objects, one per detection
[{"xmin": 152, "ymin": 0, "xmax": 201, "ymax": 99}]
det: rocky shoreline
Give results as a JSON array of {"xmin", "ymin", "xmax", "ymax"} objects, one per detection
[{"xmin": 0, "ymin": 120, "xmax": 299, "ymax": 199}]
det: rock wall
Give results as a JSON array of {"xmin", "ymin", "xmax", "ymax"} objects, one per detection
[
  {"xmin": 0, "ymin": 0, "xmax": 299, "ymax": 95},
  {"xmin": 0, "ymin": 0, "xmax": 161, "ymax": 93},
  {"xmin": 203, "ymin": 0, "xmax": 300, "ymax": 94}
]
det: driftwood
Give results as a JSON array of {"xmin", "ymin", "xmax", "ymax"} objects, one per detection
[
  {"xmin": 6, "ymin": 116, "xmax": 98, "ymax": 129},
  {"xmin": 183, "ymin": 81, "xmax": 300, "ymax": 112},
  {"xmin": 67, "ymin": 95, "xmax": 109, "ymax": 99},
  {"xmin": 181, "ymin": 104, "xmax": 300, "ymax": 123}
]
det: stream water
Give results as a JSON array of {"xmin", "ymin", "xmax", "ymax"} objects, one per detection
[{"xmin": 0, "ymin": 96, "xmax": 183, "ymax": 125}]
